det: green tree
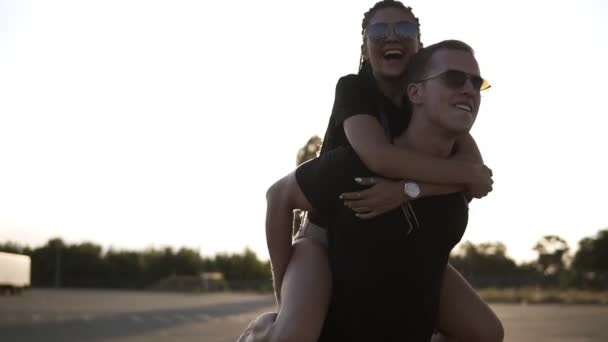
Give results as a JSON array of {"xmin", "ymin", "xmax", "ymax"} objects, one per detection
[
  {"xmin": 451, "ymin": 241, "xmax": 518, "ymax": 275},
  {"xmin": 104, "ymin": 250, "xmax": 145, "ymax": 288},
  {"xmin": 209, "ymin": 248, "xmax": 271, "ymax": 290},
  {"xmin": 140, "ymin": 247, "xmax": 178, "ymax": 285},
  {"xmin": 572, "ymin": 229, "xmax": 608, "ymax": 271},
  {"xmin": 28, "ymin": 238, "xmax": 66, "ymax": 287},
  {"xmin": 533, "ymin": 235, "xmax": 569, "ymax": 275},
  {"xmin": 571, "ymin": 229, "xmax": 608, "ymax": 288},
  {"xmin": 59, "ymin": 242, "xmax": 106, "ymax": 287},
  {"xmin": 293, "ymin": 135, "xmax": 323, "ymax": 235},
  {"xmin": 0, "ymin": 241, "xmax": 29, "ymax": 254},
  {"xmin": 173, "ymin": 248, "xmax": 204, "ymax": 276},
  {"xmin": 450, "ymin": 241, "xmax": 520, "ymax": 287},
  {"xmin": 296, "ymin": 135, "xmax": 322, "ymax": 166}
]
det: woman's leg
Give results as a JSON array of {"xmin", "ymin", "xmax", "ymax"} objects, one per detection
[
  {"xmin": 435, "ymin": 264, "xmax": 504, "ymax": 342},
  {"xmin": 238, "ymin": 237, "xmax": 332, "ymax": 342}
]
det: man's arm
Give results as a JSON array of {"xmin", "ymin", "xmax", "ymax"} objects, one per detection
[
  {"xmin": 265, "ymin": 172, "xmax": 313, "ymax": 304},
  {"xmin": 454, "ymin": 133, "xmax": 483, "ymax": 162}
]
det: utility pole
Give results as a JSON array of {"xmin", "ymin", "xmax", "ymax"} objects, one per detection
[{"xmin": 54, "ymin": 242, "xmax": 61, "ymax": 288}]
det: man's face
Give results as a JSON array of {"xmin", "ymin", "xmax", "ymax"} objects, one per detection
[{"xmin": 418, "ymin": 49, "xmax": 483, "ymax": 135}]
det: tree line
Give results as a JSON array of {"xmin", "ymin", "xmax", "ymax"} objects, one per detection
[
  {"xmin": 1, "ymin": 228, "xmax": 607, "ymax": 291},
  {"xmin": 449, "ymin": 231, "xmax": 608, "ymax": 289},
  {"xmin": 0, "ymin": 239, "xmax": 271, "ymax": 291}
]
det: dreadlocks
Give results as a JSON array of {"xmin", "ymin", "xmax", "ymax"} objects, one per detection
[{"xmin": 359, "ymin": 0, "xmax": 420, "ymax": 72}]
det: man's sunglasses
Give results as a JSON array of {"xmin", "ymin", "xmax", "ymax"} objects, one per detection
[
  {"xmin": 365, "ymin": 20, "xmax": 420, "ymax": 40},
  {"xmin": 418, "ymin": 69, "xmax": 491, "ymax": 92}
]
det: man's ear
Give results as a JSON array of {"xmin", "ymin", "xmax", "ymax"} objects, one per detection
[{"xmin": 407, "ymin": 83, "xmax": 424, "ymax": 105}]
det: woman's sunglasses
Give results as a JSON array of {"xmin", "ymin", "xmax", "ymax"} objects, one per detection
[
  {"xmin": 418, "ymin": 69, "xmax": 491, "ymax": 92},
  {"xmin": 365, "ymin": 20, "xmax": 420, "ymax": 40}
]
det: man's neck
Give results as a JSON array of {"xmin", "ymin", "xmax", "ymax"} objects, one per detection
[{"xmin": 395, "ymin": 111, "xmax": 456, "ymax": 158}]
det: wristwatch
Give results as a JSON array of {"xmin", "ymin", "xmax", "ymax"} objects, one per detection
[{"xmin": 404, "ymin": 181, "xmax": 421, "ymax": 199}]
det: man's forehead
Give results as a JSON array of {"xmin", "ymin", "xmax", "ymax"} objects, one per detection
[{"xmin": 428, "ymin": 49, "xmax": 480, "ymax": 75}]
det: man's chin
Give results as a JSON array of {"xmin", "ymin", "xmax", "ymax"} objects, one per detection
[{"xmin": 448, "ymin": 125, "xmax": 474, "ymax": 136}]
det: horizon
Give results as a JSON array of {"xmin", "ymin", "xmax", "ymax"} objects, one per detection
[{"xmin": 3, "ymin": 226, "xmax": 607, "ymax": 265}]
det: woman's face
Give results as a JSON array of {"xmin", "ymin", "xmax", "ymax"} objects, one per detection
[{"xmin": 363, "ymin": 8, "xmax": 420, "ymax": 80}]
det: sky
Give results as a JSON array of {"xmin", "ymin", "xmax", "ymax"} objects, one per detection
[{"xmin": 1, "ymin": 0, "xmax": 607, "ymax": 263}]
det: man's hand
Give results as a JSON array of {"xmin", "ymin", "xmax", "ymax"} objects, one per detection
[
  {"xmin": 339, "ymin": 177, "xmax": 407, "ymax": 219},
  {"xmin": 467, "ymin": 164, "xmax": 494, "ymax": 199},
  {"xmin": 450, "ymin": 136, "xmax": 493, "ymax": 198}
]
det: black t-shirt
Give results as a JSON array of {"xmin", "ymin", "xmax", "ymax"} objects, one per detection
[
  {"xmin": 319, "ymin": 72, "xmax": 410, "ymax": 154},
  {"xmin": 298, "ymin": 71, "xmax": 411, "ymax": 227},
  {"xmin": 321, "ymin": 194, "xmax": 469, "ymax": 341}
]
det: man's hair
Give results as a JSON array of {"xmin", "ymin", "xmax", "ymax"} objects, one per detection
[
  {"xmin": 405, "ymin": 40, "xmax": 475, "ymax": 84},
  {"xmin": 359, "ymin": 0, "xmax": 420, "ymax": 72}
]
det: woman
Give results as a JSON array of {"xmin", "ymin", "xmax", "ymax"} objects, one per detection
[{"xmin": 240, "ymin": 1, "xmax": 502, "ymax": 341}]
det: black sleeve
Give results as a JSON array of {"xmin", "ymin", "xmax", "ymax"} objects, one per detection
[
  {"xmin": 295, "ymin": 146, "xmax": 374, "ymax": 215},
  {"xmin": 331, "ymin": 74, "xmax": 378, "ymax": 127}
]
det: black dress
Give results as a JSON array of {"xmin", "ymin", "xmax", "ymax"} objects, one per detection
[{"xmin": 295, "ymin": 71, "xmax": 469, "ymax": 341}]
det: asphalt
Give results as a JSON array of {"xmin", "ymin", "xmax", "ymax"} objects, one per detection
[{"xmin": 1, "ymin": 289, "xmax": 607, "ymax": 342}]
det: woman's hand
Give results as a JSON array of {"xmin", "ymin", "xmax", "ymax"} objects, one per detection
[{"xmin": 339, "ymin": 177, "xmax": 407, "ymax": 219}]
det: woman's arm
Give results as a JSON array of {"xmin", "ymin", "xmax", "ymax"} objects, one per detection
[
  {"xmin": 337, "ymin": 131, "xmax": 491, "ymax": 218},
  {"xmin": 339, "ymin": 177, "xmax": 466, "ymax": 219},
  {"xmin": 343, "ymin": 115, "xmax": 491, "ymax": 190}
]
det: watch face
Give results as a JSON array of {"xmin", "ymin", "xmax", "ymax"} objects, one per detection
[{"xmin": 406, "ymin": 183, "xmax": 420, "ymax": 198}]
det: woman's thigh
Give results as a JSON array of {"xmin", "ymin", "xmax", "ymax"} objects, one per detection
[
  {"xmin": 436, "ymin": 264, "xmax": 504, "ymax": 342},
  {"xmin": 272, "ymin": 237, "xmax": 332, "ymax": 341}
]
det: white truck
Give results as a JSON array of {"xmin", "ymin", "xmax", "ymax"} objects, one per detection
[{"xmin": 0, "ymin": 251, "xmax": 31, "ymax": 295}]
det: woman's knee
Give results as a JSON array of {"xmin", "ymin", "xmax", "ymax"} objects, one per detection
[{"xmin": 470, "ymin": 316, "xmax": 504, "ymax": 342}]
